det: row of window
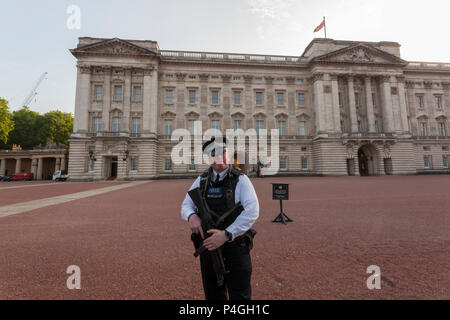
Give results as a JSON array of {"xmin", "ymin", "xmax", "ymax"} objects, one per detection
[
  {"xmin": 424, "ymin": 155, "xmax": 449, "ymax": 169},
  {"xmin": 163, "ymin": 119, "xmax": 309, "ymax": 136},
  {"xmin": 166, "ymin": 89, "xmax": 306, "ymax": 107},
  {"xmin": 162, "ymin": 157, "xmax": 309, "ymax": 171},
  {"xmin": 418, "ymin": 122, "xmax": 447, "ymax": 137},
  {"xmin": 92, "ymin": 117, "xmax": 141, "ymax": 133},
  {"xmin": 93, "ymin": 85, "xmax": 143, "ymax": 102},
  {"xmin": 416, "ymin": 95, "xmax": 444, "ymax": 110}
]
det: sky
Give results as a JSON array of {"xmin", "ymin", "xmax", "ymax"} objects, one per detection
[{"xmin": 1, "ymin": 0, "xmax": 450, "ymax": 115}]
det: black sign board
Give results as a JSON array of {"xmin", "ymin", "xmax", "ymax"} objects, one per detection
[{"xmin": 272, "ymin": 183, "xmax": 289, "ymax": 201}]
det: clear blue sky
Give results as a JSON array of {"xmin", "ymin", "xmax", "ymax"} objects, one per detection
[{"xmin": 1, "ymin": 0, "xmax": 450, "ymax": 115}]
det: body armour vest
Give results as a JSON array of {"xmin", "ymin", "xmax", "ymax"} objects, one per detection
[{"xmin": 199, "ymin": 166, "xmax": 244, "ymax": 230}]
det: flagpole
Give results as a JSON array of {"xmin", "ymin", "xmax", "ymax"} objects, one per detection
[{"xmin": 324, "ymin": 16, "xmax": 327, "ymax": 38}]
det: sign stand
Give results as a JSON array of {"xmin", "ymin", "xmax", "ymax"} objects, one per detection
[
  {"xmin": 273, "ymin": 199, "xmax": 293, "ymax": 224},
  {"xmin": 271, "ymin": 183, "xmax": 293, "ymax": 225}
]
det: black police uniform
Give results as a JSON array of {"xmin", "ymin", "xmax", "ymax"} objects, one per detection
[{"xmin": 197, "ymin": 166, "xmax": 255, "ymax": 300}]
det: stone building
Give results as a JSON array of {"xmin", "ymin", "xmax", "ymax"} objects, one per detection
[{"xmin": 68, "ymin": 37, "xmax": 450, "ymax": 181}]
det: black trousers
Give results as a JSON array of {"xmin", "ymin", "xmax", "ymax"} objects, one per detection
[{"xmin": 199, "ymin": 241, "xmax": 252, "ymax": 300}]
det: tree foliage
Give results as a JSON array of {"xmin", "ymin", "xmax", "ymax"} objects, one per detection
[
  {"xmin": 0, "ymin": 106, "xmax": 73, "ymax": 150},
  {"xmin": 0, "ymin": 98, "xmax": 15, "ymax": 144}
]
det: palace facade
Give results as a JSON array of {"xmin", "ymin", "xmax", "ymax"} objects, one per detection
[{"xmin": 68, "ymin": 37, "xmax": 450, "ymax": 181}]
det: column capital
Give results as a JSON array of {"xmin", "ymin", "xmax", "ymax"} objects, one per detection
[
  {"xmin": 221, "ymin": 74, "xmax": 232, "ymax": 83},
  {"xmin": 78, "ymin": 64, "xmax": 92, "ymax": 74},
  {"xmin": 441, "ymin": 82, "xmax": 450, "ymax": 91},
  {"xmin": 264, "ymin": 76, "xmax": 274, "ymax": 84},
  {"xmin": 103, "ymin": 66, "xmax": 112, "ymax": 76},
  {"xmin": 124, "ymin": 67, "xmax": 133, "ymax": 76},
  {"xmin": 380, "ymin": 75, "xmax": 391, "ymax": 82},
  {"xmin": 423, "ymin": 81, "xmax": 433, "ymax": 89},
  {"xmin": 396, "ymin": 75, "xmax": 406, "ymax": 83},
  {"xmin": 143, "ymin": 65, "xmax": 155, "ymax": 76},
  {"xmin": 199, "ymin": 73, "xmax": 210, "ymax": 82},
  {"xmin": 405, "ymin": 81, "xmax": 415, "ymax": 89},
  {"xmin": 329, "ymin": 73, "xmax": 339, "ymax": 81},
  {"xmin": 312, "ymin": 73, "xmax": 324, "ymax": 82},
  {"xmin": 286, "ymin": 76, "xmax": 296, "ymax": 85}
]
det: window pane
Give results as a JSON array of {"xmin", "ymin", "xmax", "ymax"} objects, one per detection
[
  {"xmin": 212, "ymin": 91, "xmax": 219, "ymax": 105},
  {"xmin": 277, "ymin": 93, "xmax": 284, "ymax": 106},
  {"xmin": 132, "ymin": 118, "xmax": 141, "ymax": 133},
  {"xmin": 165, "ymin": 90, "xmax": 174, "ymax": 104},
  {"xmin": 165, "ymin": 120, "xmax": 173, "ymax": 135},
  {"xmin": 93, "ymin": 117, "xmax": 102, "ymax": 133},
  {"xmin": 114, "ymin": 86, "xmax": 123, "ymax": 101},
  {"xmin": 234, "ymin": 120, "xmax": 242, "ymax": 130},
  {"xmin": 278, "ymin": 121, "xmax": 286, "ymax": 135},
  {"xmin": 299, "ymin": 122, "xmax": 307, "ymax": 136},
  {"xmin": 298, "ymin": 93, "xmax": 304, "ymax": 107},
  {"xmin": 133, "ymin": 87, "xmax": 142, "ymax": 101},
  {"xmin": 188, "ymin": 120, "xmax": 195, "ymax": 134},
  {"xmin": 280, "ymin": 158, "xmax": 287, "ymax": 169},
  {"xmin": 256, "ymin": 120, "xmax": 264, "ymax": 134},
  {"xmin": 212, "ymin": 120, "xmax": 220, "ymax": 130},
  {"xmin": 112, "ymin": 117, "xmax": 121, "ymax": 132},
  {"xmin": 256, "ymin": 92, "xmax": 263, "ymax": 105},
  {"xmin": 234, "ymin": 92, "xmax": 241, "ymax": 105},
  {"xmin": 301, "ymin": 158, "xmax": 308, "ymax": 169},
  {"xmin": 189, "ymin": 90, "xmax": 196, "ymax": 104},
  {"xmin": 94, "ymin": 85, "xmax": 103, "ymax": 101}
]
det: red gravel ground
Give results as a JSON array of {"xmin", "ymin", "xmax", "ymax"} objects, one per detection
[
  {"xmin": 0, "ymin": 176, "xmax": 448, "ymax": 300},
  {"xmin": 0, "ymin": 181, "xmax": 128, "ymax": 206}
]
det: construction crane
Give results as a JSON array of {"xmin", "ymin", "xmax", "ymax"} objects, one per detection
[{"xmin": 22, "ymin": 72, "xmax": 48, "ymax": 107}]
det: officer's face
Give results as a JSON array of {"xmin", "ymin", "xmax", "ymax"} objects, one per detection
[{"xmin": 209, "ymin": 151, "xmax": 230, "ymax": 172}]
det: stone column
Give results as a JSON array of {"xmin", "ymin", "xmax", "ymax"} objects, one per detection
[
  {"xmin": 313, "ymin": 73, "xmax": 326, "ymax": 134},
  {"xmin": 31, "ymin": 158, "xmax": 38, "ymax": 178},
  {"xmin": 15, "ymin": 158, "xmax": 22, "ymax": 174},
  {"xmin": 123, "ymin": 67, "xmax": 132, "ymax": 133},
  {"xmin": 424, "ymin": 81, "xmax": 437, "ymax": 135},
  {"xmin": 61, "ymin": 157, "xmax": 66, "ymax": 171},
  {"xmin": 364, "ymin": 76, "xmax": 376, "ymax": 133},
  {"xmin": 102, "ymin": 66, "xmax": 111, "ymax": 132},
  {"xmin": 0, "ymin": 158, "xmax": 5, "ymax": 175},
  {"xmin": 37, "ymin": 158, "xmax": 43, "ymax": 180},
  {"xmin": 330, "ymin": 74, "xmax": 341, "ymax": 133},
  {"xmin": 150, "ymin": 68, "xmax": 159, "ymax": 135},
  {"xmin": 73, "ymin": 65, "xmax": 91, "ymax": 134},
  {"xmin": 142, "ymin": 67, "xmax": 153, "ymax": 135},
  {"xmin": 55, "ymin": 157, "xmax": 61, "ymax": 171},
  {"xmin": 397, "ymin": 76, "xmax": 409, "ymax": 133},
  {"xmin": 381, "ymin": 76, "xmax": 395, "ymax": 133},
  {"xmin": 347, "ymin": 75, "xmax": 359, "ymax": 133}
]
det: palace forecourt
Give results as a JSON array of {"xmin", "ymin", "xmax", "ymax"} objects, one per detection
[{"xmin": 66, "ymin": 37, "xmax": 450, "ymax": 181}]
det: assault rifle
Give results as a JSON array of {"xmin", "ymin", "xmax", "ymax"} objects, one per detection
[{"xmin": 188, "ymin": 187, "xmax": 243, "ymax": 286}]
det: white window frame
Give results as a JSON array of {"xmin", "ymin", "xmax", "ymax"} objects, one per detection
[
  {"xmin": 165, "ymin": 89, "xmax": 174, "ymax": 105},
  {"xmin": 94, "ymin": 85, "xmax": 103, "ymax": 101},
  {"xmin": 164, "ymin": 120, "xmax": 173, "ymax": 135}
]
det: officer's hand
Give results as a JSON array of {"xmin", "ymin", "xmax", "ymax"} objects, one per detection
[
  {"xmin": 203, "ymin": 230, "xmax": 228, "ymax": 251},
  {"xmin": 188, "ymin": 214, "xmax": 204, "ymax": 239}
]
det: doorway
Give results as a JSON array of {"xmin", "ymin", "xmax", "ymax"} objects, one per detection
[
  {"xmin": 358, "ymin": 144, "xmax": 377, "ymax": 176},
  {"xmin": 104, "ymin": 156, "xmax": 118, "ymax": 180}
]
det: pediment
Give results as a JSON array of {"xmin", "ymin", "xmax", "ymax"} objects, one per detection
[
  {"xmin": 208, "ymin": 111, "xmax": 223, "ymax": 118},
  {"xmin": 161, "ymin": 111, "xmax": 176, "ymax": 118},
  {"xmin": 274, "ymin": 111, "xmax": 289, "ymax": 119},
  {"xmin": 185, "ymin": 111, "xmax": 200, "ymax": 118},
  {"xmin": 71, "ymin": 38, "xmax": 157, "ymax": 57},
  {"xmin": 312, "ymin": 44, "xmax": 407, "ymax": 66},
  {"xmin": 231, "ymin": 111, "xmax": 246, "ymax": 118}
]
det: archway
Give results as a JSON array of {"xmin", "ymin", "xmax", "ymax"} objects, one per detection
[{"xmin": 358, "ymin": 144, "xmax": 378, "ymax": 176}]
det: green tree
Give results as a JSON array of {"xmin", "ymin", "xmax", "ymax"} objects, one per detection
[
  {"xmin": 4, "ymin": 106, "xmax": 45, "ymax": 149},
  {"xmin": 0, "ymin": 98, "xmax": 15, "ymax": 145},
  {"xmin": 40, "ymin": 110, "xmax": 74, "ymax": 147}
]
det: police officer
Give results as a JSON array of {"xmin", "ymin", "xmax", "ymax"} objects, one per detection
[{"xmin": 181, "ymin": 137, "xmax": 260, "ymax": 300}]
